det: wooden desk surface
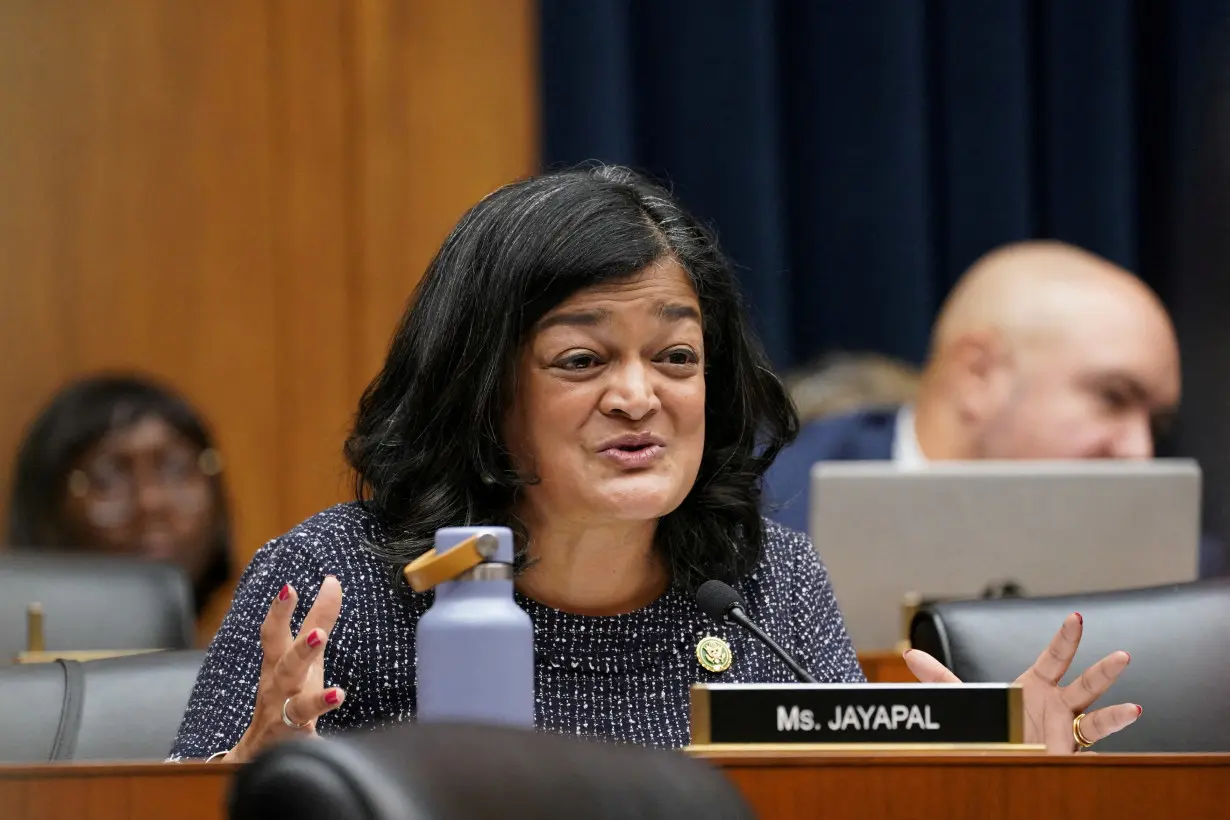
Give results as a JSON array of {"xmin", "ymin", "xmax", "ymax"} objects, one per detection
[
  {"xmin": 693, "ymin": 751, "xmax": 1230, "ymax": 819},
  {"xmin": 5, "ymin": 753, "xmax": 1230, "ymax": 820},
  {"xmin": 856, "ymin": 650, "xmax": 916, "ymax": 683},
  {"xmin": 0, "ymin": 762, "xmax": 232, "ymax": 820}
]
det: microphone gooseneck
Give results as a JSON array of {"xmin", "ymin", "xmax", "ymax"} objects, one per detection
[{"xmin": 694, "ymin": 580, "xmax": 817, "ymax": 684}]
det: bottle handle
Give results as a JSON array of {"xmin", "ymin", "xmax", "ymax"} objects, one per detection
[{"xmin": 403, "ymin": 533, "xmax": 499, "ymax": 591}]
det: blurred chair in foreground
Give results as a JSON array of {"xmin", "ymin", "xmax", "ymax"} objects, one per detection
[
  {"xmin": 229, "ymin": 722, "xmax": 754, "ymax": 820},
  {"xmin": 0, "ymin": 552, "xmax": 193, "ymax": 662},
  {"xmin": 910, "ymin": 579, "xmax": 1230, "ymax": 751},
  {"xmin": 6, "ymin": 374, "xmax": 235, "ymax": 642},
  {"xmin": 0, "ymin": 649, "xmax": 205, "ymax": 762}
]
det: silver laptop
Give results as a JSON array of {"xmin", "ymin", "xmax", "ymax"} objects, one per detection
[{"xmin": 809, "ymin": 460, "xmax": 1202, "ymax": 650}]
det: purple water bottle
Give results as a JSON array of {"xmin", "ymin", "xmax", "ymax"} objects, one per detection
[{"xmin": 414, "ymin": 526, "xmax": 534, "ymax": 727}]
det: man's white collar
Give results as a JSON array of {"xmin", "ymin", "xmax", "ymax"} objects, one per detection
[{"xmin": 891, "ymin": 404, "xmax": 928, "ymax": 468}]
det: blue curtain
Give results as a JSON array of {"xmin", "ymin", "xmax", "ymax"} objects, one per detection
[
  {"xmin": 541, "ymin": 0, "xmax": 1230, "ymax": 371},
  {"xmin": 1174, "ymin": 23, "xmax": 1230, "ymax": 568}
]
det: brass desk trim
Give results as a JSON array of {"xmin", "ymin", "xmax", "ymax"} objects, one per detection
[
  {"xmin": 14, "ymin": 649, "xmax": 164, "ymax": 664},
  {"xmin": 686, "ymin": 742, "xmax": 1047, "ymax": 757}
]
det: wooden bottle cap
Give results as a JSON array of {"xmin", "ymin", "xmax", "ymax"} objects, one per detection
[{"xmin": 402, "ymin": 533, "xmax": 499, "ymax": 592}]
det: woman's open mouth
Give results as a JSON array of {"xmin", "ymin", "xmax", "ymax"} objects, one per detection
[{"xmin": 597, "ymin": 434, "xmax": 667, "ymax": 469}]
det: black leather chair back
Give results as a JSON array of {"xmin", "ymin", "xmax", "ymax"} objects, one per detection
[
  {"xmin": 0, "ymin": 552, "xmax": 194, "ymax": 660},
  {"xmin": 72, "ymin": 649, "xmax": 206, "ymax": 759},
  {"xmin": 0, "ymin": 649, "xmax": 204, "ymax": 762},
  {"xmin": 229, "ymin": 723, "xmax": 754, "ymax": 820},
  {"xmin": 910, "ymin": 579, "xmax": 1230, "ymax": 751}
]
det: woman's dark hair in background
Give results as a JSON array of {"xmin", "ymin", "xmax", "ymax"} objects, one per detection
[
  {"xmin": 784, "ymin": 351, "xmax": 920, "ymax": 424},
  {"xmin": 345, "ymin": 165, "xmax": 798, "ymax": 591},
  {"xmin": 6, "ymin": 374, "xmax": 232, "ymax": 611}
]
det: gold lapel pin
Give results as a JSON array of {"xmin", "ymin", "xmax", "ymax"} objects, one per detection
[{"xmin": 696, "ymin": 635, "xmax": 732, "ymax": 673}]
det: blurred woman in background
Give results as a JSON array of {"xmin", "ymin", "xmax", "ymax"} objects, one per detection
[{"xmin": 6, "ymin": 374, "xmax": 233, "ymax": 641}]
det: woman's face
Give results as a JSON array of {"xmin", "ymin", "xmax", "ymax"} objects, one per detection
[
  {"xmin": 60, "ymin": 416, "xmax": 219, "ymax": 583},
  {"xmin": 504, "ymin": 260, "xmax": 707, "ymax": 528}
]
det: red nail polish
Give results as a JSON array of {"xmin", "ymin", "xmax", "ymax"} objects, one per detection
[
  {"xmin": 1136, "ymin": 704, "xmax": 1143, "ymax": 717},
  {"xmin": 307, "ymin": 630, "xmax": 322, "ymax": 648},
  {"xmin": 325, "ymin": 689, "xmax": 340, "ymax": 706},
  {"xmin": 1075, "ymin": 612, "xmax": 1083, "ymax": 625},
  {"xmin": 278, "ymin": 585, "xmax": 290, "ymax": 602}
]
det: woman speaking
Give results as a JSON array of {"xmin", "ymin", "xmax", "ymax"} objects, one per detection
[{"xmin": 170, "ymin": 166, "xmax": 1138, "ymax": 761}]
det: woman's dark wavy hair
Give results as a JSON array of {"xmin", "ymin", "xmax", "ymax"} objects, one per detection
[
  {"xmin": 345, "ymin": 165, "xmax": 798, "ymax": 592},
  {"xmin": 6, "ymin": 374, "xmax": 233, "ymax": 613}
]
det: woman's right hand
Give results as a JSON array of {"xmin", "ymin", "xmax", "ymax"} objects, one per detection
[{"xmin": 224, "ymin": 575, "xmax": 346, "ymax": 763}]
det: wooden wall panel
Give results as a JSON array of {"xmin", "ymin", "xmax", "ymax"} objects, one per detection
[
  {"xmin": 0, "ymin": 0, "xmax": 282, "ymax": 568},
  {"xmin": 0, "ymin": 0, "xmax": 539, "ymax": 595},
  {"xmin": 266, "ymin": 0, "xmax": 356, "ymax": 531},
  {"xmin": 350, "ymin": 0, "xmax": 540, "ymax": 384}
]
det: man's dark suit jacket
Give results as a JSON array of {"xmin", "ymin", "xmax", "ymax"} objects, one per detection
[
  {"xmin": 762, "ymin": 406, "xmax": 1226, "ymax": 578},
  {"xmin": 762, "ymin": 407, "xmax": 897, "ymax": 536}
]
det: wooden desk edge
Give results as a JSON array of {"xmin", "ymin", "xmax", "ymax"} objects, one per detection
[
  {"xmin": 685, "ymin": 750, "xmax": 1230, "ymax": 768},
  {"xmin": 5, "ymin": 753, "xmax": 1230, "ymax": 781},
  {"xmin": 0, "ymin": 761, "xmax": 241, "ymax": 780}
]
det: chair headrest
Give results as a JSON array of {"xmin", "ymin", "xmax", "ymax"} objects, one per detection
[
  {"xmin": 0, "ymin": 552, "xmax": 194, "ymax": 657},
  {"xmin": 909, "ymin": 579, "xmax": 1230, "ymax": 751}
]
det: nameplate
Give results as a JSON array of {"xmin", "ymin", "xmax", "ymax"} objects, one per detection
[{"xmin": 690, "ymin": 683, "xmax": 1024, "ymax": 746}]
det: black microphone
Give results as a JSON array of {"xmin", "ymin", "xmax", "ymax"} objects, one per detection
[{"xmin": 695, "ymin": 580, "xmax": 817, "ymax": 683}]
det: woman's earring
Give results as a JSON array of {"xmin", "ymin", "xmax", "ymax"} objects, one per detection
[
  {"xmin": 198, "ymin": 449, "xmax": 224, "ymax": 477},
  {"xmin": 68, "ymin": 470, "xmax": 90, "ymax": 498}
]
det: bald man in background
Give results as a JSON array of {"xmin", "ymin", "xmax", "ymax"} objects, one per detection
[{"xmin": 765, "ymin": 240, "xmax": 1224, "ymax": 577}]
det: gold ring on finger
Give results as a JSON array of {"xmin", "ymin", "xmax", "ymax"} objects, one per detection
[
  {"xmin": 282, "ymin": 696, "xmax": 310, "ymax": 730},
  {"xmin": 1072, "ymin": 713, "xmax": 1095, "ymax": 749}
]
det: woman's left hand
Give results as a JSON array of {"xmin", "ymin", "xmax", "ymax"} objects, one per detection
[{"xmin": 903, "ymin": 612, "xmax": 1142, "ymax": 753}]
